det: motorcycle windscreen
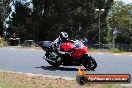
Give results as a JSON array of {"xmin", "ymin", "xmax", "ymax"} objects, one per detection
[
  {"xmin": 71, "ymin": 40, "xmax": 88, "ymax": 58},
  {"xmin": 73, "ymin": 40, "xmax": 84, "ymax": 48}
]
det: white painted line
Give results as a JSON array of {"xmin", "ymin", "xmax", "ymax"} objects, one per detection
[
  {"xmin": 11, "ymin": 48, "xmax": 15, "ymax": 50},
  {"xmin": 113, "ymin": 54, "xmax": 120, "ymax": 55},
  {"xmin": 30, "ymin": 49, "xmax": 35, "ymax": 50},
  {"xmin": 130, "ymin": 55, "xmax": 132, "ymax": 56}
]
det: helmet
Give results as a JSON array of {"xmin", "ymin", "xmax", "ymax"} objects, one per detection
[{"xmin": 59, "ymin": 32, "xmax": 68, "ymax": 41}]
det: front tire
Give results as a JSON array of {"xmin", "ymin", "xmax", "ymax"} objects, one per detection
[{"xmin": 83, "ymin": 55, "xmax": 97, "ymax": 70}]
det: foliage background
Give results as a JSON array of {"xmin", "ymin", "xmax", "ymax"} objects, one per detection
[{"xmin": 0, "ymin": 0, "xmax": 132, "ymax": 45}]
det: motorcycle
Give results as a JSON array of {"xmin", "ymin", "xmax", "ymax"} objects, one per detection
[{"xmin": 40, "ymin": 40, "xmax": 97, "ymax": 70}]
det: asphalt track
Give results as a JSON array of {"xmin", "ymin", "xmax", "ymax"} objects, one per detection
[{"xmin": 0, "ymin": 47, "xmax": 132, "ymax": 84}]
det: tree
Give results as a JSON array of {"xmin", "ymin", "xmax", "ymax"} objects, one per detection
[
  {"xmin": 2, "ymin": 0, "xmax": 114, "ymax": 42},
  {"xmin": 40, "ymin": 0, "xmax": 114, "ymax": 41},
  {"xmin": 108, "ymin": 1, "xmax": 132, "ymax": 44},
  {"xmin": 0, "ymin": 0, "xmax": 10, "ymax": 37}
]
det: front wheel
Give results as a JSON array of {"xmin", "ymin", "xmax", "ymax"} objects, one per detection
[{"xmin": 83, "ymin": 55, "xmax": 97, "ymax": 70}]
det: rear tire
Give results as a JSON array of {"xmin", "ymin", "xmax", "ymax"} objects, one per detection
[
  {"xmin": 83, "ymin": 55, "xmax": 97, "ymax": 70},
  {"xmin": 46, "ymin": 60, "xmax": 60, "ymax": 68},
  {"xmin": 51, "ymin": 62, "xmax": 60, "ymax": 68},
  {"xmin": 45, "ymin": 51, "xmax": 61, "ymax": 68}
]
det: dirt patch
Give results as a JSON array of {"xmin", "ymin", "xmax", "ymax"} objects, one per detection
[{"xmin": 0, "ymin": 71, "xmax": 130, "ymax": 88}]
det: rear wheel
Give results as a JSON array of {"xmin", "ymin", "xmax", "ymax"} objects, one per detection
[
  {"xmin": 83, "ymin": 55, "xmax": 97, "ymax": 70},
  {"xmin": 46, "ymin": 59, "xmax": 60, "ymax": 68},
  {"xmin": 45, "ymin": 51, "xmax": 61, "ymax": 68},
  {"xmin": 51, "ymin": 62, "xmax": 60, "ymax": 68}
]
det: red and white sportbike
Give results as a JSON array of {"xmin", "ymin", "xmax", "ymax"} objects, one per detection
[{"xmin": 40, "ymin": 40, "xmax": 97, "ymax": 70}]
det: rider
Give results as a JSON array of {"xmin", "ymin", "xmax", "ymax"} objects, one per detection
[{"xmin": 50, "ymin": 32, "xmax": 70, "ymax": 61}]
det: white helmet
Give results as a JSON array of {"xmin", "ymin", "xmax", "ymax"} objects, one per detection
[{"xmin": 59, "ymin": 32, "xmax": 68, "ymax": 41}]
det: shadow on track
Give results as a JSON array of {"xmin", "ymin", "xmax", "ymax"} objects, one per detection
[{"xmin": 35, "ymin": 66, "xmax": 90, "ymax": 71}]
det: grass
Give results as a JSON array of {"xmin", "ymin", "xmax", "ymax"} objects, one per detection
[
  {"xmin": 108, "ymin": 48, "xmax": 124, "ymax": 53},
  {"xmin": 88, "ymin": 46, "xmax": 124, "ymax": 53},
  {"xmin": 0, "ymin": 71, "xmax": 131, "ymax": 88}
]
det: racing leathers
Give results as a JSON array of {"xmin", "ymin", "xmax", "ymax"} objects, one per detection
[{"xmin": 51, "ymin": 37, "xmax": 68, "ymax": 54}]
